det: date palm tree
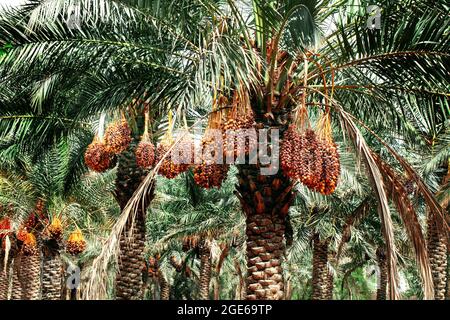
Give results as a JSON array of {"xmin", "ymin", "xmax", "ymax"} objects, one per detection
[
  {"xmin": 412, "ymin": 104, "xmax": 449, "ymax": 300},
  {"xmin": 0, "ymin": 133, "xmax": 120, "ymax": 300},
  {"xmin": 0, "ymin": 135, "xmax": 92, "ymax": 299},
  {"xmin": 1, "ymin": 0, "xmax": 448, "ymax": 300}
]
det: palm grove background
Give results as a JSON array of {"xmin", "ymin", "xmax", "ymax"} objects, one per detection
[{"xmin": 0, "ymin": 0, "xmax": 448, "ymax": 300}]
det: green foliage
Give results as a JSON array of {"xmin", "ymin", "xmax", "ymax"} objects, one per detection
[
  {"xmin": 336, "ymin": 267, "xmax": 376, "ymax": 300},
  {"xmin": 0, "ymin": 43, "xmax": 12, "ymax": 58}
]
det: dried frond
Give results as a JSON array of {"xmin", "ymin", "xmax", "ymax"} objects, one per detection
[
  {"xmin": 345, "ymin": 112, "xmax": 448, "ymax": 236},
  {"xmin": 374, "ymin": 152, "xmax": 434, "ymax": 300},
  {"xmin": 338, "ymin": 107, "xmax": 400, "ymax": 300}
]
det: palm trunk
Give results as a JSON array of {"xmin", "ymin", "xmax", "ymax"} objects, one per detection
[
  {"xmin": 236, "ymin": 164, "xmax": 295, "ymax": 300},
  {"xmin": 312, "ymin": 236, "xmax": 331, "ymax": 300},
  {"xmin": 0, "ymin": 270, "xmax": 8, "ymax": 300},
  {"xmin": 11, "ymin": 253, "xmax": 22, "ymax": 300},
  {"xmin": 114, "ymin": 142, "xmax": 154, "ymax": 300},
  {"xmin": 199, "ymin": 240, "xmax": 211, "ymax": 300},
  {"xmin": 439, "ymin": 167, "xmax": 449, "ymax": 300},
  {"xmin": 115, "ymin": 210, "xmax": 147, "ymax": 299},
  {"xmin": 0, "ymin": 252, "xmax": 11, "ymax": 300},
  {"xmin": 447, "ymin": 236, "xmax": 450, "ymax": 300},
  {"xmin": 325, "ymin": 268, "xmax": 334, "ymax": 300},
  {"xmin": 427, "ymin": 212, "xmax": 447, "ymax": 300},
  {"xmin": 446, "ymin": 252, "xmax": 450, "ymax": 300},
  {"xmin": 158, "ymin": 270, "xmax": 170, "ymax": 300},
  {"xmin": 326, "ymin": 251, "xmax": 335, "ymax": 300},
  {"xmin": 376, "ymin": 246, "xmax": 388, "ymax": 300},
  {"xmin": 20, "ymin": 252, "xmax": 41, "ymax": 300},
  {"xmin": 42, "ymin": 244, "xmax": 62, "ymax": 300}
]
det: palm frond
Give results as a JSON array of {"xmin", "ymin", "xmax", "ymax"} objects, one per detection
[{"xmin": 338, "ymin": 106, "xmax": 400, "ymax": 299}]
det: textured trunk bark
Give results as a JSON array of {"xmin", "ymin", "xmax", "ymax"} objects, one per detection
[
  {"xmin": 325, "ymin": 250, "xmax": 335, "ymax": 300},
  {"xmin": 447, "ymin": 253, "xmax": 450, "ymax": 300},
  {"xmin": 199, "ymin": 241, "xmax": 212, "ymax": 300},
  {"xmin": 0, "ymin": 271, "xmax": 8, "ymax": 300},
  {"xmin": 325, "ymin": 269, "xmax": 334, "ymax": 300},
  {"xmin": 312, "ymin": 236, "xmax": 331, "ymax": 300},
  {"xmin": 11, "ymin": 253, "xmax": 22, "ymax": 300},
  {"xmin": 236, "ymin": 164, "xmax": 295, "ymax": 300},
  {"xmin": 41, "ymin": 245, "xmax": 62, "ymax": 300},
  {"xmin": 114, "ymin": 142, "xmax": 154, "ymax": 300},
  {"xmin": 20, "ymin": 253, "xmax": 41, "ymax": 300},
  {"xmin": 0, "ymin": 252, "xmax": 11, "ymax": 300},
  {"xmin": 376, "ymin": 246, "xmax": 388, "ymax": 300},
  {"xmin": 158, "ymin": 270, "xmax": 170, "ymax": 300},
  {"xmin": 447, "ymin": 239, "xmax": 450, "ymax": 300},
  {"xmin": 115, "ymin": 210, "xmax": 147, "ymax": 300},
  {"xmin": 427, "ymin": 213, "xmax": 447, "ymax": 300}
]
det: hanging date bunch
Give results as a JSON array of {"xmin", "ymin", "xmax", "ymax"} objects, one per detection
[
  {"xmin": 156, "ymin": 111, "xmax": 192, "ymax": 178},
  {"xmin": 222, "ymin": 87, "xmax": 256, "ymax": 161},
  {"xmin": 194, "ymin": 106, "xmax": 229, "ymax": 189},
  {"xmin": 104, "ymin": 113, "xmax": 132, "ymax": 154},
  {"xmin": 281, "ymin": 53, "xmax": 340, "ymax": 194},
  {"xmin": 66, "ymin": 228, "xmax": 86, "ymax": 255},
  {"xmin": 280, "ymin": 103, "xmax": 305, "ymax": 180},
  {"xmin": 85, "ymin": 114, "xmax": 115, "ymax": 172},
  {"xmin": 46, "ymin": 216, "xmax": 63, "ymax": 240},
  {"xmin": 315, "ymin": 112, "xmax": 340, "ymax": 195},
  {"xmin": 281, "ymin": 54, "xmax": 320, "ymax": 186},
  {"xmin": 22, "ymin": 232, "xmax": 38, "ymax": 256},
  {"xmin": 280, "ymin": 104, "xmax": 321, "ymax": 189},
  {"xmin": 85, "ymin": 138, "xmax": 114, "ymax": 172},
  {"xmin": 136, "ymin": 109, "xmax": 155, "ymax": 169}
]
